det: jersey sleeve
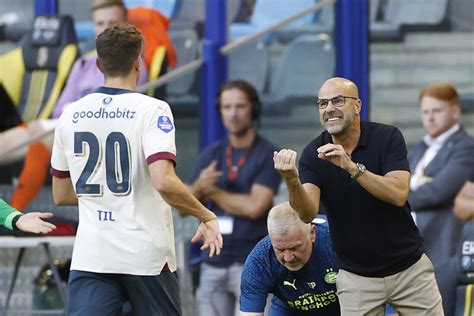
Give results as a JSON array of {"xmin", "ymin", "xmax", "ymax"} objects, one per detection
[
  {"xmin": 143, "ymin": 101, "xmax": 177, "ymax": 166},
  {"xmin": 240, "ymin": 241, "xmax": 273, "ymax": 313},
  {"xmin": 50, "ymin": 118, "xmax": 70, "ymax": 178},
  {"xmin": 382, "ymin": 127, "xmax": 410, "ymax": 174},
  {"xmin": 0, "ymin": 198, "xmax": 22, "ymax": 230}
]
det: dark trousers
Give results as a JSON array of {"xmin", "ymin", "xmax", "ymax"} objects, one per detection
[{"xmin": 67, "ymin": 270, "xmax": 181, "ymax": 316}]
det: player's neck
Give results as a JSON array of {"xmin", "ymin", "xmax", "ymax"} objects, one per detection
[
  {"xmin": 104, "ymin": 75, "xmax": 138, "ymax": 91},
  {"xmin": 229, "ymin": 129, "xmax": 256, "ymax": 149}
]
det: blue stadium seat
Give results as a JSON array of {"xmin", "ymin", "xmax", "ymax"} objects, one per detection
[
  {"xmin": 168, "ymin": 29, "xmax": 199, "ymax": 97},
  {"xmin": 229, "ymin": 42, "xmax": 269, "ymax": 94},
  {"xmin": 170, "ymin": 0, "xmax": 242, "ymax": 33},
  {"xmin": 370, "ymin": 0, "xmax": 449, "ymax": 41},
  {"xmin": 166, "ymin": 29, "xmax": 200, "ymax": 115},
  {"xmin": 229, "ymin": 0, "xmax": 330, "ymax": 42},
  {"xmin": 261, "ymin": 34, "xmax": 335, "ymax": 115}
]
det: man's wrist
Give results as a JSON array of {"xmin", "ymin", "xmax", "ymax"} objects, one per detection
[
  {"xmin": 4, "ymin": 210, "xmax": 23, "ymax": 230},
  {"xmin": 12, "ymin": 214, "xmax": 22, "ymax": 231},
  {"xmin": 351, "ymin": 163, "xmax": 366, "ymax": 180},
  {"xmin": 285, "ymin": 176, "xmax": 301, "ymax": 187},
  {"xmin": 201, "ymin": 212, "xmax": 217, "ymax": 223}
]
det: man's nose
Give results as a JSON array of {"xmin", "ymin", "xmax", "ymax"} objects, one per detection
[{"xmin": 283, "ymin": 251, "xmax": 294, "ymax": 262}]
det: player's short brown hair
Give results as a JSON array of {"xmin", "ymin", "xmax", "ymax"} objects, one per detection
[{"xmin": 96, "ymin": 23, "xmax": 143, "ymax": 77}]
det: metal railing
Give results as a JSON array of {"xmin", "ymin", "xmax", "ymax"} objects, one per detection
[{"xmin": 0, "ymin": 0, "xmax": 335, "ymax": 161}]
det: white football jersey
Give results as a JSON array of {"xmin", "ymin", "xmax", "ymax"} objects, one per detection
[{"xmin": 51, "ymin": 87, "xmax": 177, "ymax": 275}]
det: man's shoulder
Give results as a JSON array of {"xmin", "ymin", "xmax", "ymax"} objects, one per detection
[
  {"xmin": 364, "ymin": 121, "xmax": 401, "ymax": 134},
  {"xmin": 453, "ymin": 126, "xmax": 474, "ymax": 143},
  {"xmin": 247, "ymin": 236, "xmax": 272, "ymax": 263}
]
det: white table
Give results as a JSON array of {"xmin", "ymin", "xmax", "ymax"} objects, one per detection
[{"xmin": 0, "ymin": 236, "xmax": 75, "ymax": 313}]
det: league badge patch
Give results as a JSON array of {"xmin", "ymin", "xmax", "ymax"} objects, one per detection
[{"xmin": 158, "ymin": 116, "xmax": 174, "ymax": 133}]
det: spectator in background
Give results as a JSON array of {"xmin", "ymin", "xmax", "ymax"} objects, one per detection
[
  {"xmin": 454, "ymin": 181, "xmax": 474, "ymax": 221},
  {"xmin": 435, "ymin": 180, "xmax": 474, "ymax": 315},
  {"xmin": 0, "ymin": 198, "xmax": 56, "ymax": 233},
  {"xmin": 1, "ymin": 0, "xmax": 149, "ymax": 213},
  {"xmin": 274, "ymin": 77, "xmax": 443, "ymax": 315},
  {"xmin": 187, "ymin": 80, "xmax": 281, "ymax": 316},
  {"xmin": 240, "ymin": 202, "xmax": 340, "ymax": 316},
  {"xmin": 408, "ymin": 83, "xmax": 474, "ymax": 269},
  {"xmin": 50, "ymin": 23, "xmax": 222, "ymax": 315}
]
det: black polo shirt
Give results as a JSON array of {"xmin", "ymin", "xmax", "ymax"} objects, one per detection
[{"xmin": 299, "ymin": 121, "xmax": 424, "ymax": 277}]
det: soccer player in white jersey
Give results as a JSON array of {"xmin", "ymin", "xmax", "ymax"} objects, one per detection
[{"xmin": 50, "ymin": 23, "xmax": 222, "ymax": 315}]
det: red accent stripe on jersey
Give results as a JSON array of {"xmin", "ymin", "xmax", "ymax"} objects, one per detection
[
  {"xmin": 50, "ymin": 168, "xmax": 71, "ymax": 178},
  {"xmin": 146, "ymin": 152, "xmax": 176, "ymax": 167}
]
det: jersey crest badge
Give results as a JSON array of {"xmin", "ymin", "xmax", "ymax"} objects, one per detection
[
  {"xmin": 324, "ymin": 268, "xmax": 337, "ymax": 284},
  {"xmin": 102, "ymin": 97, "xmax": 112, "ymax": 105}
]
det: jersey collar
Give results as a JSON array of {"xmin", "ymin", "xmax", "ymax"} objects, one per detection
[{"xmin": 95, "ymin": 86, "xmax": 136, "ymax": 95}]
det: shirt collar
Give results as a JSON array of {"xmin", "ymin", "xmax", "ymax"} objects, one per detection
[
  {"xmin": 94, "ymin": 86, "xmax": 136, "ymax": 95},
  {"xmin": 423, "ymin": 124, "xmax": 460, "ymax": 147}
]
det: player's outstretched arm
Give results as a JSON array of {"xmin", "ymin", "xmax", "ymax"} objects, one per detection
[
  {"xmin": 148, "ymin": 159, "xmax": 223, "ymax": 256},
  {"xmin": 273, "ymin": 149, "xmax": 320, "ymax": 223},
  {"xmin": 16, "ymin": 212, "xmax": 57, "ymax": 234}
]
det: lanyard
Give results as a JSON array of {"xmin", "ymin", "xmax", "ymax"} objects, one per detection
[{"xmin": 225, "ymin": 143, "xmax": 252, "ymax": 181}]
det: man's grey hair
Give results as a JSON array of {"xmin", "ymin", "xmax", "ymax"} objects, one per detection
[{"xmin": 267, "ymin": 202, "xmax": 309, "ymax": 235}]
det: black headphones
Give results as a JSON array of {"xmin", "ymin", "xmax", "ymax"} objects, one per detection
[{"xmin": 215, "ymin": 80, "xmax": 262, "ymax": 122}]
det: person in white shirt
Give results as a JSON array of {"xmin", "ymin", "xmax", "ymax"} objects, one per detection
[
  {"xmin": 408, "ymin": 82, "xmax": 474, "ymax": 315},
  {"xmin": 50, "ymin": 23, "xmax": 222, "ymax": 316}
]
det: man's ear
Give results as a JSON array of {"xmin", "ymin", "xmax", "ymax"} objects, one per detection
[
  {"xmin": 310, "ymin": 224, "xmax": 316, "ymax": 243},
  {"xmin": 355, "ymin": 99, "xmax": 362, "ymax": 114},
  {"xmin": 135, "ymin": 58, "xmax": 141, "ymax": 72},
  {"xmin": 96, "ymin": 58, "xmax": 103, "ymax": 72}
]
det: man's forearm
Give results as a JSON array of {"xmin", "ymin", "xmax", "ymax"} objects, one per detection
[
  {"xmin": 210, "ymin": 189, "xmax": 272, "ymax": 220},
  {"xmin": 454, "ymin": 194, "xmax": 474, "ymax": 221},
  {"xmin": 159, "ymin": 174, "xmax": 216, "ymax": 222},
  {"xmin": 286, "ymin": 179, "xmax": 319, "ymax": 223},
  {"xmin": 353, "ymin": 169, "xmax": 409, "ymax": 207}
]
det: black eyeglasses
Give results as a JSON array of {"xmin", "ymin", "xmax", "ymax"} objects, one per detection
[{"xmin": 316, "ymin": 95, "xmax": 358, "ymax": 109}]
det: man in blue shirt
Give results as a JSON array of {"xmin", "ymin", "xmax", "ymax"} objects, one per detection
[
  {"xmin": 187, "ymin": 80, "xmax": 281, "ymax": 316},
  {"xmin": 240, "ymin": 202, "xmax": 340, "ymax": 316}
]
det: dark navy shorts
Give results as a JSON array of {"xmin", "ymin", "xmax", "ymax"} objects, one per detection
[{"xmin": 67, "ymin": 268, "xmax": 181, "ymax": 316}]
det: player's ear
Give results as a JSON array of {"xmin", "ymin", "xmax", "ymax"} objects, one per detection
[
  {"xmin": 134, "ymin": 58, "xmax": 141, "ymax": 72},
  {"xmin": 96, "ymin": 58, "xmax": 103, "ymax": 72}
]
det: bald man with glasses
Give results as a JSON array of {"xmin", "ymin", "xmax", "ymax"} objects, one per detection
[{"xmin": 273, "ymin": 77, "xmax": 444, "ymax": 315}]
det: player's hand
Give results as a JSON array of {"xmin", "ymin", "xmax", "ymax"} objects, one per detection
[
  {"xmin": 16, "ymin": 212, "xmax": 57, "ymax": 234},
  {"xmin": 273, "ymin": 149, "xmax": 299, "ymax": 181},
  {"xmin": 191, "ymin": 218, "xmax": 223, "ymax": 257},
  {"xmin": 317, "ymin": 144, "xmax": 353, "ymax": 171}
]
